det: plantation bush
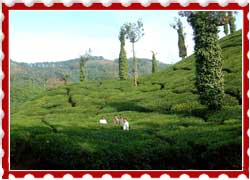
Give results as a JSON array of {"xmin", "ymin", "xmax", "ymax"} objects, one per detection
[
  {"xmin": 10, "ymin": 131, "xmax": 30, "ymax": 163},
  {"xmin": 137, "ymin": 84, "xmax": 161, "ymax": 92},
  {"xmin": 225, "ymin": 88, "xmax": 242, "ymax": 105},
  {"xmin": 47, "ymin": 88, "xmax": 66, "ymax": 96},
  {"xmin": 202, "ymin": 137, "xmax": 242, "ymax": 169},
  {"xmin": 31, "ymin": 133, "xmax": 88, "ymax": 169},
  {"xmin": 207, "ymin": 106, "xmax": 242, "ymax": 123},
  {"xmin": 223, "ymin": 94, "xmax": 239, "ymax": 105},
  {"xmin": 170, "ymin": 102, "xmax": 204, "ymax": 115}
]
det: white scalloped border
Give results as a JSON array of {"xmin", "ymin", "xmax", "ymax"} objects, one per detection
[
  {"xmin": 1, "ymin": 0, "xmax": 249, "ymax": 8},
  {"xmin": 1, "ymin": 0, "xmax": 249, "ymax": 179}
]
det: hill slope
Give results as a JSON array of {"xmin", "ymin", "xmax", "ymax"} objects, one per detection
[
  {"xmin": 10, "ymin": 57, "xmax": 168, "ymax": 112},
  {"xmin": 11, "ymin": 57, "xmax": 167, "ymax": 83},
  {"xmin": 11, "ymin": 30, "xmax": 242, "ymax": 170}
]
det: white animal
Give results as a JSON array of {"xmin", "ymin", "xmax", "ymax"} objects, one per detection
[{"xmin": 123, "ymin": 120, "xmax": 129, "ymax": 131}]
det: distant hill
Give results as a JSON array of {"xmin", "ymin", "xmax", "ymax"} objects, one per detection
[
  {"xmin": 10, "ymin": 57, "xmax": 168, "ymax": 111},
  {"xmin": 11, "ymin": 57, "xmax": 168, "ymax": 83}
]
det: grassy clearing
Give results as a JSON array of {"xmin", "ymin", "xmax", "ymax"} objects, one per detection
[{"xmin": 10, "ymin": 30, "xmax": 242, "ymax": 170}]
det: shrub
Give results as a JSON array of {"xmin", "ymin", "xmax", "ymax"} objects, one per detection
[
  {"xmin": 10, "ymin": 131, "xmax": 30, "ymax": 163},
  {"xmin": 223, "ymin": 94, "xmax": 239, "ymax": 106},
  {"xmin": 31, "ymin": 133, "xmax": 87, "ymax": 169},
  {"xmin": 138, "ymin": 84, "xmax": 161, "ymax": 92},
  {"xmin": 225, "ymin": 88, "xmax": 241, "ymax": 105},
  {"xmin": 206, "ymin": 106, "xmax": 242, "ymax": 123},
  {"xmin": 171, "ymin": 102, "xmax": 202, "ymax": 115}
]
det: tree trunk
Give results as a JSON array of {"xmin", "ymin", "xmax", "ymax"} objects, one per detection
[{"xmin": 133, "ymin": 43, "xmax": 138, "ymax": 87}]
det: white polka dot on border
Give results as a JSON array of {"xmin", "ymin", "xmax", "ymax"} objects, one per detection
[
  {"xmin": 238, "ymin": 174, "xmax": 248, "ymax": 180},
  {"xmin": 237, "ymin": 0, "xmax": 248, "ymax": 7},
  {"xmin": 160, "ymin": 174, "xmax": 170, "ymax": 180},
  {"xmin": 24, "ymin": 0, "xmax": 35, "ymax": 7},
  {"xmin": 0, "ymin": 52, "xmax": 4, "ymax": 61},
  {"xmin": 121, "ymin": 174, "xmax": 132, "ymax": 180},
  {"xmin": 3, "ymin": 0, "xmax": 15, "ymax": 7},
  {"xmin": 0, "ymin": 32, "xmax": 5, "ymax": 42},
  {"xmin": 199, "ymin": 0, "xmax": 209, "ymax": 7},
  {"xmin": 120, "ymin": 0, "xmax": 131, "ymax": 7},
  {"xmin": 82, "ymin": 173, "xmax": 93, "ymax": 179},
  {"xmin": 0, "ymin": 70, "xmax": 4, "ymax": 81},
  {"xmin": 179, "ymin": 0, "xmax": 190, "ymax": 7},
  {"xmin": 199, "ymin": 174, "xmax": 209, "ymax": 180},
  {"xmin": 43, "ymin": 174, "xmax": 54, "ymax": 180},
  {"xmin": 102, "ymin": 0, "xmax": 112, "ymax": 7},
  {"xmin": 0, "ymin": 12, "xmax": 4, "ymax": 23},
  {"xmin": 141, "ymin": 0, "xmax": 151, "ymax": 7},
  {"xmin": 43, "ymin": 0, "xmax": 54, "ymax": 7},
  {"xmin": 158, "ymin": 0, "xmax": 171, "ymax": 7},
  {"xmin": 102, "ymin": 174, "xmax": 112, "ymax": 180},
  {"xmin": 81, "ymin": 0, "xmax": 93, "ymax": 7},
  {"xmin": 63, "ymin": 174, "xmax": 73, "ymax": 180},
  {"xmin": 24, "ymin": 174, "xmax": 35, "ymax": 180},
  {"xmin": 218, "ymin": 0, "xmax": 229, "ymax": 7},
  {"xmin": 179, "ymin": 173, "xmax": 189, "ymax": 179},
  {"xmin": 9, "ymin": 174, "xmax": 15, "ymax": 180},
  {"xmin": 218, "ymin": 174, "xmax": 229, "ymax": 180},
  {"xmin": 140, "ymin": 174, "xmax": 151, "ymax": 180},
  {"xmin": 62, "ymin": 0, "xmax": 74, "ymax": 7}
]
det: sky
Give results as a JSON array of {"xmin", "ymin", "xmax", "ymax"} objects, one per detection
[{"xmin": 10, "ymin": 10, "xmax": 243, "ymax": 64}]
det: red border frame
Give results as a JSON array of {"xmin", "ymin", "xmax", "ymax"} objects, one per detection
[{"xmin": 2, "ymin": 2, "xmax": 249, "ymax": 179}]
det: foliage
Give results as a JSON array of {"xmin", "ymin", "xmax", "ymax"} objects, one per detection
[
  {"xmin": 224, "ymin": 23, "xmax": 229, "ymax": 35},
  {"xmin": 80, "ymin": 50, "xmax": 91, "ymax": 82},
  {"xmin": 228, "ymin": 11, "xmax": 236, "ymax": 34},
  {"xmin": 151, "ymin": 51, "xmax": 158, "ymax": 73},
  {"xmin": 180, "ymin": 11, "xmax": 224, "ymax": 110},
  {"xmin": 118, "ymin": 26, "xmax": 128, "ymax": 80},
  {"xmin": 219, "ymin": 11, "xmax": 229, "ymax": 35},
  {"xmin": 79, "ymin": 56, "xmax": 85, "ymax": 82},
  {"xmin": 171, "ymin": 18, "xmax": 187, "ymax": 59},
  {"xmin": 124, "ymin": 19, "xmax": 144, "ymax": 86}
]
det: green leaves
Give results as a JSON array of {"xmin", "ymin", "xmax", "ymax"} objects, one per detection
[
  {"xmin": 123, "ymin": 19, "xmax": 144, "ymax": 43},
  {"xmin": 79, "ymin": 50, "xmax": 91, "ymax": 82},
  {"xmin": 182, "ymin": 11, "xmax": 224, "ymax": 110},
  {"xmin": 118, "ymin": 27, "xmax": 128, "ymax": 80},
  {"xmin": 171, "ymin": 18, "xmax": 187, "ymax": 59},
  {"xmin": 151, "ymin": 51, "xmax": 158, "ymax": 73},
  {"xmin": 228, "ymin": 11, "xmax": 236, "ymax": 34}
]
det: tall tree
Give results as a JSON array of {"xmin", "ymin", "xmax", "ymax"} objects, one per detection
[
  {"xmin": 118, "ymin": 26, "xmax": 128, "ymax": 80},
  {"xmin": 79, "ymin": 56, "xmax": 86, "ymax": 82},
  {"xmin": 124, "ymin": 19, "xmax": 144, "ymax": 87},
  {"xmin": 180, "ymin": 11, "xmax": 225, "ymax": 111},
  {"xmin": 171, "ymin": 18, "xmax": 187, "ymax": 59},
  {"xmin": 79, "ymin": 49, "xmax": 91, "ymax": 82},
  {"xmin": 56, "ymin": 72, "xmax": 69, "ymax": 85},
  {"xmin": 228, "ymin": 11, "xmax": 236, "ymax": 34},
  {"xmin": 223, "ymin": 23, "xmax": 229, "ymax": 35},
  {"xmin": 222, "ymin": 12, "xmax": 229, "ymax": 35},
  {"xmin": 151, "ymin": 51, "xmax": 157, "ymax": 73}
]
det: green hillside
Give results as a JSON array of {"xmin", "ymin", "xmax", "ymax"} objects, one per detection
[
  {"xmin": 11, "ymin": 30, "xmax": 242, "ymax": 170},
  {"xmin": 10, "ymin": 57, "xmax": 167, "ymax": 112}
]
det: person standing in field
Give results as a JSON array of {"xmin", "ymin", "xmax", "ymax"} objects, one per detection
[
  {"xmin": 123, "ymin": 118, "xmax": 129, "ymax": 131},
  {"xmin": 118, "ymin": 114, "xmax": 123, "ymax": 125},
  {"xmin": 113, "ymin": 116, "xmax": 119, "ymax": 124},
  {"xmin": 99, "ymin": 116, "xmax": 108, "ymax": 124}
]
